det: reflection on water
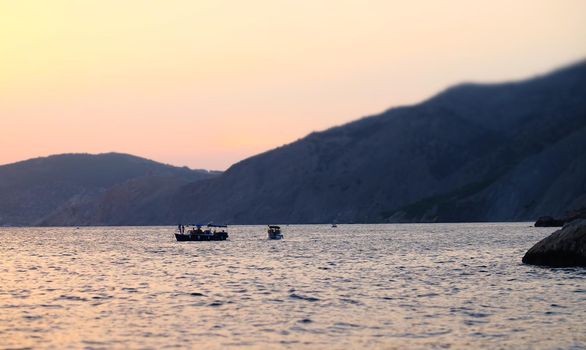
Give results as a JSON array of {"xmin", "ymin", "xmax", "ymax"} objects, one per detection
[{"xmin": 1, "ymin": 223, "xmax": 585, "ymax": 349}]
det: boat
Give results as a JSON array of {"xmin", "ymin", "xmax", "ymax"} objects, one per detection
[
  {"xmin": 175, "ymin": 224, "xmax": 229, "ymax": 241},
  {"xmin": 267, "ymin": 225, "xmax": 283, "ymax": 240}
]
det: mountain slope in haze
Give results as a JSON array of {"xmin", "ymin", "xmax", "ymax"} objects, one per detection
[
  {"xmin": 39, "ymin": 175, "xmax": 196, "ymax": 226},
  {"xmin": 169, "ymin": 60, "xmax": 586, "ymax": 224},
  {"xmin": 0, "ymin": 153, "xmax": 218, "ymax": 226}
]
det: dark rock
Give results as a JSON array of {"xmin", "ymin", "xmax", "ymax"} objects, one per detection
[
  {"xmin": 535, "ymin": 216, "xmax": 564, "ymax": 227},
  {"xmin": 523, "ymin": 219, "xmax": 586, "ymax": 267},
  {"xmin": 534, "ymin": 207, "xmax": 586, "ymax": 227},
  {"xmin": 563, "ymin": 207, "xmax": 586, "ymax": 223}
]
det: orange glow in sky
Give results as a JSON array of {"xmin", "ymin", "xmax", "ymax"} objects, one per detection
[{"xmin": 1, "ymin": 0, "xmax": 585, "ymax": 170}]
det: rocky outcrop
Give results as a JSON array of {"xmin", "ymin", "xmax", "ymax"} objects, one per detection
[
  {"xmin": 535, "ymin": 216, "xmax": 565, "ymax": 227},
  {"xmin": 523, "ymin": 219, "xmax": 586, "ymax": 267},
  {"xmin": 534, "ymin": 207, "xmax": 586, "ymax": 227}
]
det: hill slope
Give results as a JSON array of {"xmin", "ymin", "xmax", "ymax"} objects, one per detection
[
  {"xmin": 0, "ymin": 153, "xmax": 217, "ymax": 226},
  {"xmin": 169, "ymin": 60, "xmax": 586, "ymax": 224}
]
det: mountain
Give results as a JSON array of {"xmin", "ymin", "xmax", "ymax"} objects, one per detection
[
  {"xmin": 5, "ymin": 61, "xmax": 586, "ymax": 226},
  {"xmin": 0, "ymin": 153, "xmax": 218, "ymax": 226},
  {"xmin": 168, "ymin": 60, "xmax": 586, "ymax": 224}
]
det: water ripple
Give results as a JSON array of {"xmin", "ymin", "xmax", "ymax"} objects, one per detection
[{"xmin": 0, "ymin": 223, "xmax": 585, "ymax": 349}]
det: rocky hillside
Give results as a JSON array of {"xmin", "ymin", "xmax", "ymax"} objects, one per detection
[
  {"xmin": 0, "ymin": 153, "xmax": 218, "ymax": 226},
  {"xmin": 4, "ymin": 61, "xmax": 585, "ymax": 226},
  {"xmin": 169, "ymin": 60, "xmax": 586, "ymax": 224}
]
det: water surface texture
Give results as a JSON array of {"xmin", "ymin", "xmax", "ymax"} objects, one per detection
[{"xmin": 1, "ymin": 223, "xmax": 585, "ymax": 349}]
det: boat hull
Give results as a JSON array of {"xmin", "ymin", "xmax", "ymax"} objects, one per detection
[
  {"xmin": 268, "ymin": 233, "xmax": 283, "ymax": 240},
  {"xmin": 175, "ymin": 233, "xmax": 228, "ymax": 241}
]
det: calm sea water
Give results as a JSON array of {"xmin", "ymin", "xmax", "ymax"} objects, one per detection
[{"xmin": 1, "ymin": 223, "xmax": 585, "ymax": 349}]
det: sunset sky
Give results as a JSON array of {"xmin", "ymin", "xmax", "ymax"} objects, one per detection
[{"xmin": 1, "ymin": 0, "xmax": 585, "ymax": 170}]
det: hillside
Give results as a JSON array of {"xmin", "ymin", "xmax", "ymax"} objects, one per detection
[
  {"xmin": 168, "ymin": 60, "xmax": 586, "ymax": 224},
  {"xmin": 0, "ymin": 153, "xmax": 217, "ymax": 226},
  {"xmin": 5, "ymin": 61, "xmax": 586, "ymax": 226}
]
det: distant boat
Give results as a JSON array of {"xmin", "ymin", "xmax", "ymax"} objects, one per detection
[
  {"xmin": 175, "ymin": 224, "xmax": 229, "ymax": 241},
  {"xmin": 267, "ymin": 225, "xmax": 283, "ymax": 240},
  {"xmin": 331, "ymin": 223, "xmax": 337, "ymax": 228}
]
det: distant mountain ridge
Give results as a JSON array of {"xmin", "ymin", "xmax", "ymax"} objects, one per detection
[
  {"xmin": 0, "ymin": 153, "xmax": 218, "ymax": 226},
  {"xmin": 3, "ymin": 61, "xmax": 586, "ymax": 226},
  {"xmin": 166, "ymin": 60, "xmax": 586, "ymax": 224}
]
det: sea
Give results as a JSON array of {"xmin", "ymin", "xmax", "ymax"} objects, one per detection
[{"xmin": 1, "ymin": 223, "xmax": 585, "ymax": 349}]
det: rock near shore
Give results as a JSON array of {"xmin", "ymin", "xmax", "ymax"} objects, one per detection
[
  {"xmin": 534, "ymin": 207, "xmax": 586, "ymax": 227},
  {"xmin": 523, "ymin": 219, "xmax": 586, "ymax": 267},
  {"xmin": 534, "ymin": 216, "xmax": 565, "ymax": 227}
]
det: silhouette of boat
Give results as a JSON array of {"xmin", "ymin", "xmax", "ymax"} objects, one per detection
[
  {"xmin": 175, "ymin": 224, "xmax": 229, "ymax": 241},
  {"xmin": 268, "ymin": 225, "xmax": 283, "ymax": 240}
]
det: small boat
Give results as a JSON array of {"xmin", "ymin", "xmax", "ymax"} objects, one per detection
[
  {"xmin": 267, "ymin": 225, "xmax": 283, "ymax": 240},
  {"xmin": 175, "ymin": 224, "xmax": 229, "ymax": 241}
]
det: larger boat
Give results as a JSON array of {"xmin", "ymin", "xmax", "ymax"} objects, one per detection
[
  {"xmin": 175, "ymin": 224, "xmax": 229, "ymax": 241},
  {"xmin": 267, "ymin": 225, "xmax": 283, "ymax": 240}
]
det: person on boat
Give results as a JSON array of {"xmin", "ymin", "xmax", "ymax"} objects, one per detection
[{"xmin": 178, "ymin": 224, "xmax": 182, "ymax": 233}]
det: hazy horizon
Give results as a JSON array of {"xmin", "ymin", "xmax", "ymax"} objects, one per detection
[{"xmin": 2, "ymin": 0, "xmax": 586, "ymax": 170}]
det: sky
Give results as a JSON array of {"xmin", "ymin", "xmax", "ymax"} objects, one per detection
[{"xmin": 1, "ymin": 1, "xmax": 585, "ymax": 170}]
